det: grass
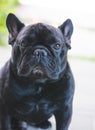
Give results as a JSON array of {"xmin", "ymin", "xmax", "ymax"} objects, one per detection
[{"xmin": 69, "ymin": 55, "xmax": 95, "ymax": 62}]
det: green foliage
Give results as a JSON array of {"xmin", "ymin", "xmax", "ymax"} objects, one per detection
[{"xmin": 0, "ymin": 0, "xmax": 19, "ymax": 45}]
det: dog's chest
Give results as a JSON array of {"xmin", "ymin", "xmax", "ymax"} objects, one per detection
[
  {"xmin": 14, "ymin": 92, "xmax": 54, "ymax": 115},
  {"xmin": 5, "ymin": 84, "xmax": 57, "ymax": 123}
]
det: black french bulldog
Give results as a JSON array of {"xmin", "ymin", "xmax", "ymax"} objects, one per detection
[{"xmin": 0, "ymin": 13, "xmax": 74, "ymax": 130}]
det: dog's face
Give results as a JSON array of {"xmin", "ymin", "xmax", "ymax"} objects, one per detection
[{"xmin": 6, "ymin": 14, "xmax": 73, "ymax": 82}]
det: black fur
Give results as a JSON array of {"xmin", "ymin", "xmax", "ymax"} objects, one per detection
[{"xmin": 0, "ymin": 13, "xmax": 74, "ymax": 130}]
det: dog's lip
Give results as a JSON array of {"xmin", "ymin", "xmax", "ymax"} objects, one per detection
[
  {"xmin": 17, "ymin": 65, "xmax": 45, "ymax": 78},
  {"xmin": 32, "ymin": 67, "xmax": 44, "ymax": 77}
]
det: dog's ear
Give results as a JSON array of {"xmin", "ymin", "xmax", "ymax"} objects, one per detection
[
  {"xmin": 58, "ymin": 19, "xmax": 73, "ymax": 49},
  {"xmin": 6, "ymin": 13, "xmax": 25, "ymax": 45}
]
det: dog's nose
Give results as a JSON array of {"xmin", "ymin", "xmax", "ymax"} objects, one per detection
[{"xmin": 33, "ymin": 49, "xmax": 47, "ymax": 57}]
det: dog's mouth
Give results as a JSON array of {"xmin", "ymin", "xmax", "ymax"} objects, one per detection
[
  {"xmin": 17, "ymin": 64, "xmax": 45, "ymax": 79},
  {"xmin": 32, "ymin": 67, "xmax": 44, "ymax": 77},
  {"xmin": 17, "ymin": 63, "xmax": 60, "ymax": 83}
]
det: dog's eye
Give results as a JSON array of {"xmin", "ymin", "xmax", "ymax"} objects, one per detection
[{"xmin": 53, "ymin": 43, "xmax": 61, "ymax": 50}]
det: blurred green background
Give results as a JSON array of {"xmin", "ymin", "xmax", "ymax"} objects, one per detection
[{"xmin": 0, "ymin": 0, "xmax": 19, "ymax": 45}]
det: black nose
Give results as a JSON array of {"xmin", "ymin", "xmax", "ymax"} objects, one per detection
[{"xmin": 33, "ymin": 49, "xmax": 47, "ymax": 57}]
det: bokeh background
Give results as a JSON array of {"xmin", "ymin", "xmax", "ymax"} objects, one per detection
[{"xmin": 0, "ymin": 0, "xmax": 95, "ymax": 130}]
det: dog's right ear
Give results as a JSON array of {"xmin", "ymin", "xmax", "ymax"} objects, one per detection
[{"xmin": 6, "ymin": 13, "xmax": 25, "ymax": 45}]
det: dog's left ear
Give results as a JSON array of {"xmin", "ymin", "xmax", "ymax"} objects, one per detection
[
  {"xmin": 6, "ymin": 13, "xmax": 25, "ymax": 45},
  {"xmin": 58, "ymin": 19, "xmax": 73, "ymax": 49}
]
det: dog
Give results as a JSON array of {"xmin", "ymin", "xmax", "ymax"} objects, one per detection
[{"xmin": 0, "ymin": 13, "xmax": 74, "ymax": 130}]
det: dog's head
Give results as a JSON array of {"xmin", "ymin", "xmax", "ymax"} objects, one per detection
[{"xmin": 6, "ymin": 13, "xmax": 73, "ymax": 82}]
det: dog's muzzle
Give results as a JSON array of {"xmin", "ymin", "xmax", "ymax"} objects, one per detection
[{"xmin": 32, "ymin": 48, "xmax": 48, "ymax": 77}]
